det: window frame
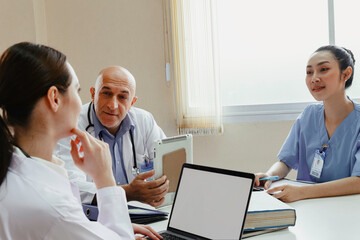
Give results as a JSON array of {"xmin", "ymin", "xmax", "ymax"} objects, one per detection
[{"xmin": 221, "ymin": 0, "xmax": 338, "ymax": 123}]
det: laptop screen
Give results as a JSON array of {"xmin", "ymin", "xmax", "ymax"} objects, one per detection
[{"xmin": 168, "ymin": 164, "xmax": 254, "ymax": 239}]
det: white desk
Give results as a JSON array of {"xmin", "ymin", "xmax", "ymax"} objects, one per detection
[{"xmin": 149, "ymin": 194, "xmax": 360, "ymax": 240}]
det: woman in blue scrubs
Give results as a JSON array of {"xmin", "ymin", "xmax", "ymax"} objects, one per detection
[{"xmin": 255, "ymin": 45, "xmax": 360, "ymax": 202}]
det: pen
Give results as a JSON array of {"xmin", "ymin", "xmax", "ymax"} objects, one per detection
[{"xmin": 259, "ymin": 176, "xmax": 279, "ymax": 181}]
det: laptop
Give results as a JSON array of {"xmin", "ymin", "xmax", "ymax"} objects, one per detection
[{"xmin": 159, "ymin": 163, "xmax": 255, "ymax": 239}]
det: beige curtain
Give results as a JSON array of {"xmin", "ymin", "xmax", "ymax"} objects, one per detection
[{"xmin": 169, "ymin": 0, "xmax": 222, "ymax": 135}]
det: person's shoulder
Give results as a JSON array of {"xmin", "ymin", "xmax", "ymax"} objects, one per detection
[
  {"xmin": 80, "ymin": 102, "xmax": 91, "ymax": 115},
  {"xmin": 348, "ymin": 100, "xmax": 360, "ymax": 128},
  {"xmin": 295, "ymin": 102, "xmax": 323, "ymax": 125},
  {"xmin": 128, "ymin": 107, "xmax": 154, "ymax": 120},
  {"xmin": 0, "ymin": 169, "xmax": 60, "ymax": 237},
  {"xmin": 6, "ymin": 154, "xmax": 64, "ymax": 218},
  {"xmin": 129, "ymin": 106, "xmax": 152, "ymax": 115},
  {"xmin": 303, "ymin": 102, "xmax": 323, "ymax": 112},
  {"xmin": 77, "ymin": 102, "xmax": 91, "ymax": 130},
  {"xmin": 352, "ymin": 99, "xmax": 360, "ymax": 114}
]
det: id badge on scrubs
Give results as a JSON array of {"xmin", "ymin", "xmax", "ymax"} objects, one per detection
[{"xmin": 310, "ymin": 150, "xmax": 324, "ymax": 178}]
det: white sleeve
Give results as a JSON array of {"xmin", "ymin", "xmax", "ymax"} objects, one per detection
[
  {"xmin": 45, "ymin": 187, "xmax": 134, "ymax": 240},
  {"xmin": 54, "ymin": 136, "xmax": 97, "ymax": 204},
  {"xmin": 97, "ymin": 187, "xmax": 134, "ymax": 236}
]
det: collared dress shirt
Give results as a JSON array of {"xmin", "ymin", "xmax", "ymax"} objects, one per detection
[{"xmin": 93, "ymin": 109, "xmax": 134, "ymax": 185}]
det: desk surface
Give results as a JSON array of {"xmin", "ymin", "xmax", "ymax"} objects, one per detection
[{"xmin": 149, "ymin": 194, "xmax": 360, "ymax": 240}]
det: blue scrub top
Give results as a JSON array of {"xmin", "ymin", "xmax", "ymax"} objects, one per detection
[{"xmin": 278, "ymin": 98, "xmax": 360, "ymax": 183}]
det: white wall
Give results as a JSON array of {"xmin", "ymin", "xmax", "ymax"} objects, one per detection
[
  {"xmin": 44, "ymin": 0, "xmax": 177, "ymax": 136},
  {"xmin": 0, "ymin": 0, "xmax": 37, "ymax": 52},
  {"xmin": 0, "ymin": 0, "xmax": 297, "ymax": 178}
]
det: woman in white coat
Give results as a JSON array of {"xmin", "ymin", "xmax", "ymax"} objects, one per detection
[{"xmin": 0, "ymin": 42, "xmax": 162, "ymax": 240}]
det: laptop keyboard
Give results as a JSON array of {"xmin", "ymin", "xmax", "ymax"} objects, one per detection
[{"xmin": 160, "ymin": 232, "xmax": 187, "ymax": 240}]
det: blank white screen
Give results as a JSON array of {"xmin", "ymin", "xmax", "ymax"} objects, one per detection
[{"xmin": 169, "ymin": 167, "xmax": 253, "ymax": 239}]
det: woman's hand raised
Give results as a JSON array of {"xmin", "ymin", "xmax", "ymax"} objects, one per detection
[{"xmin": 70, "ymin": 128, "xmax": 115, "ymax": 189}]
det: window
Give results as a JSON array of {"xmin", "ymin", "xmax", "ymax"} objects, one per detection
[
  {"xmin": 217, "ymin": 0, "xmax": 360, "ymax": 122},
  {"xmin": 168, "ymin": 0, "xmax": 360, "ymax": 126},
  {"xmin": 334, "ymin": 0, "xmax": 360, "ymax": 99},
  {"xmin": 169, "ymin": 0, "xmax": 222, "ymax": 134}
]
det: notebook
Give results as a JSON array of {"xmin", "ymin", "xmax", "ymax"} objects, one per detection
[
  {"xmin": 82, "ymin": 204, "xmax": 168, "ymax": 224},
  {"xmin": 159, "ymin": 163, "xmax": 255, "ymax": 239}
]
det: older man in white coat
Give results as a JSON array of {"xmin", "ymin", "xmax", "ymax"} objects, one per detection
[{"xmin": 55, "ymin": 66, "xmax": 169, "ymax": 207}]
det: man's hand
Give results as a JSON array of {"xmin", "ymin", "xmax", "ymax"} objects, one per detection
[{"xmin": 123, "ymin": 170, "xmax": 169, "ymax": 207}]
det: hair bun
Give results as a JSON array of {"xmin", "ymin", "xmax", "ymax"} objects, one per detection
[{"xmin": 342, "ymin": 47, "xmax": 355, "ymax": 65}]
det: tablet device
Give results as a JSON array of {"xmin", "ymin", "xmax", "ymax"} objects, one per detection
[{"xmin": 153, "ymin": 134, "xmax": 193, "ymax": 206}]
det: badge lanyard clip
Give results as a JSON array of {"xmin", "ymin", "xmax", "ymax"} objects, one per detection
[{"xmin": 310, "ymin": 144, "xmax": 329, "ymax": 179}]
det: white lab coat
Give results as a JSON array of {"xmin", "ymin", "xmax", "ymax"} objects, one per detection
[
  {"xmin": 54, "ymin": 102, "xmax": 166, "ymax": 203},
  {"xmin": 0, "ymin": 152, "xmax": 134, "ymax": 240}
]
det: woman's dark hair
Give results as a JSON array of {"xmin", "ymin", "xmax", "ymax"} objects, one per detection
[
  {"xmin": 0, "ymin": 42, "xmax": 71, "ymax": 185},
  {"xmin": 315, "ymin": 45, "xmax": 356, "ymax": 89}
]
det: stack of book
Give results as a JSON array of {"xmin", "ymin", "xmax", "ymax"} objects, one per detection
[{"xmin": 243, "ymin": 191, "xmax": 296, "ymax": 238}]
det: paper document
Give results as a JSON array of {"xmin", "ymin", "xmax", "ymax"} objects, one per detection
[{"xmin": 270, "ymin": 178, "xmax": 314, "ymax": 189}]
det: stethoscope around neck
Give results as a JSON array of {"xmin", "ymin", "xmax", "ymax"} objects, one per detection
[{"xmin": 85, "ymin": 102, "xmax": 140, "ymax": 176}]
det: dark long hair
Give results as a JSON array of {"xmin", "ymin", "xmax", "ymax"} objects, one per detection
[
  {"xmin": 0, "ymin": 42, "xmax": 71, "ymax": 185},
  {"xmin": 315, "ymin": 45, "xmax": 356, "ymax": 89}
]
